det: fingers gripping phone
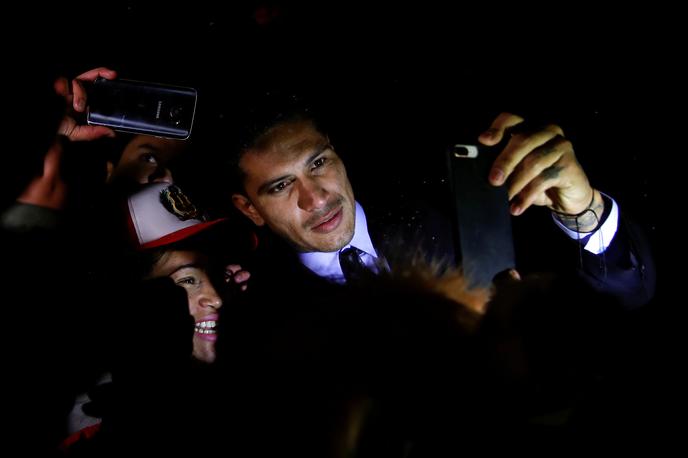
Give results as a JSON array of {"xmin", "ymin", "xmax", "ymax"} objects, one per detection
[
  {"xmin": 446, "ymin": 144, "xmax": 515, "ymax": 288},
  {"xmin": 87, "ymin": 77, "xmax": 197, "ymax": 139}
]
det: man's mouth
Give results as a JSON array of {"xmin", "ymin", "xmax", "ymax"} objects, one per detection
[{"xmin": 311, "ymin": 207, "xmax": 343, "ymax": 233}]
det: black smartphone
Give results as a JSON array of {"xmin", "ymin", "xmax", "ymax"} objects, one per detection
[
  {"xmin": 446, "ymin": 144, "xmax": 515, "ymax": 287},
  {"xmin": 86, "ymin": 77, "xmax": 197, "ymax": 139}
]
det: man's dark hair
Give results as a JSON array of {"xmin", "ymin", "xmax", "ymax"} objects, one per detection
[{"xmin": 224, "ymin": 91, "xmax": 328, "ymax": 194}]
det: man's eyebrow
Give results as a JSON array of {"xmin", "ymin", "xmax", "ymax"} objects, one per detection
[
  {"xmin": 257, "ymin": 143, "xmax": 331, "ymax": 195},
  {"xmin": 303, "ymin": 142, "xmax": 329, "ymax": 166}
]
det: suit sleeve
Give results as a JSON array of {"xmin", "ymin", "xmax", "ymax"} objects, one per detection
[{"xmin": 576, "ymin": 210, "xmax": 656, "ymax": 309}]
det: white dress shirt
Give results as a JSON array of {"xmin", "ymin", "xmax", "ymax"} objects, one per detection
[
  {"xmin": 299, "ymin": 201, "xmax": 379, "ymax": 284},
  {"xmin": 551, "ymin": 192, "xmax": 619, "ymax": 255}
]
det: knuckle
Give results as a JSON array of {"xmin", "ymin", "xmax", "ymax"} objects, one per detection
[{"xmin": 545, "ymin": 123, "xmax": 564, "ymax": 135}]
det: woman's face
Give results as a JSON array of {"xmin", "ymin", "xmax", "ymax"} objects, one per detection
[{"xmin": 149, "ymin": 250, "xmax": 224, "ymax": 364}]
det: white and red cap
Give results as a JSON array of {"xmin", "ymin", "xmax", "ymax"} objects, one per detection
[{"xmin": 126, "ymin": 183, "xmax": 227, "ymax": 250}]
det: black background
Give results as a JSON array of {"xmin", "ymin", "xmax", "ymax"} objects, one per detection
[
  {"xmin": 7, "ymin": 1, "xmax": 682, "ymax": 445},
  {"xmin": 49, "ymin": 1, "xmax": 674, "ymax": 285}
]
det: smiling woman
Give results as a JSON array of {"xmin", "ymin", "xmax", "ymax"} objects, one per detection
[
  {"xmin": 57, "ymin": 181, "xmax": 255, "ymax": 453},
  {"xmin": 147, "ymin": 249, "xmax": 223, "ymax": 363},
  {"xmin": 122, "ymin": 182, "xmax": 250, "ymax": 363}
]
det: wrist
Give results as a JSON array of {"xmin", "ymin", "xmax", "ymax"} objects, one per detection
[{"xmin": 552, "ymin": 189, "xmax": 604, "ymax": 233}]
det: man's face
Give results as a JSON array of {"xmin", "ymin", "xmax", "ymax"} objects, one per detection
[
  {"xmin": 233, "ymin": 120, "xmax": 356, "ymax": 253},
  {"xmin": 107, "ymin": 134, "xmax": 186, "ymax": 185},
  {"xmin": 150, "ymin": 250, "xmax": 223, "ymax": 364}
]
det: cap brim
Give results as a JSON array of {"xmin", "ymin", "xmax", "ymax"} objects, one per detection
[{"xmin": 138, "ymin": 218, "xmax": 228, "ymax": 250}]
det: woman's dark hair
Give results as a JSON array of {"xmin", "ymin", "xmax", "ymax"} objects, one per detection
[
  {"xmin": 126, "ymin": 219, "xmax": 253, "ymax": 282},
  {"xmin": 128, "ymin": 234, "xmax": 215, "ymax": 280}
]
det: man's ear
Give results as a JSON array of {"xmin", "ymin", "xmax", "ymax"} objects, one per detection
[{"xmin": 232, "ymin": 193, "xmax": 265, "ymax": 226}]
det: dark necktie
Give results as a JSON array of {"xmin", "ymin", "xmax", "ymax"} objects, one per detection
[{"xmin": 339, "ymin": 246, "xmax": 368, "ymax": 283}]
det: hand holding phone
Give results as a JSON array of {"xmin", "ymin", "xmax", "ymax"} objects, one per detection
[
  {"xmin": 54, "ymin": 67, "xmax": 119, "ymax": 141},
  {"xmin": 87, "ymin": 77, "xmax": 197, "ymax": 140}
]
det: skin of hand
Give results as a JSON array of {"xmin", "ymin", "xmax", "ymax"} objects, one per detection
[
  {"xmin": 17, "ymin": 67, "xmax": 119, "ymax": 209},
  {"xmin": 225, "ymin": 264, "xmax": 251, "ymax": 292},
  {"xmin": 478, "ymin": 112, "xmax": 602, "ymax": 224},
  {"xmin": 16, "ymin": 139, "xmax": 66, "ymax": 209},
  {"xmin": 54, "ymin": 67, "xmax": 118, "ymax": 141}
]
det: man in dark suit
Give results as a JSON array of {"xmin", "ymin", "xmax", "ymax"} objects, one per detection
[
  {"xmin": 225, "ymin": 95, "xmax": 654, "ymax": 309},
  {"xmin": 214, "ymin": 93, "xmax": 658, "ymax": 454}
]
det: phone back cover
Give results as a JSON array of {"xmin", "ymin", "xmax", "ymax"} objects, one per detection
[
  {"xmin": 87, "ymin": 78, "xmax": 197, "ymax": 139},
  {"xmin": 447, "ymin": 147, "xmax": 515, "ymax": 287}
]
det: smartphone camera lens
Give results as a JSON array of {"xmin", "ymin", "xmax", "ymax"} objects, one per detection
[
  {"xmin": 169, "ymin": 106, "xmax": 183, "ymax": 125},
  {"xmin": 452, "ymin": 146, "xmax": 470, "ymax": 157},
  {"xmin": 449, "ymin": 144, "xmax": 478, "ymax": 159}
]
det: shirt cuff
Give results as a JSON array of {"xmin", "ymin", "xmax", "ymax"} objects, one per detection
[
  {"xmin": 551, "ymin": 193, "xmax": 619, "ymax": 255},
  {"xmin": 1, "ymin": 202, "xmax": 61, "ymax": 232}
]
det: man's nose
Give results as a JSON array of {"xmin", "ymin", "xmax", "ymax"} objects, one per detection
[{"xmin": 297, "ymin": 179, "xmax": 328, "ymax": 211}]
